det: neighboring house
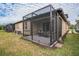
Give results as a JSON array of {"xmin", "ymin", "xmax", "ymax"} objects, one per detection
[
  {"xmin": 14, "ymin": 20, "xmax": 30, "ymax": 35},
  {"xmin": 22, "ymin": 5, "xmax": 69, "ymax": 47},
  {"xmin": 75, "ymin": 20, "xmax": 79, "ymax": 32},
  {"xmin": 5, "ymin": 24, "xmax": 15, "ymax": 32}
]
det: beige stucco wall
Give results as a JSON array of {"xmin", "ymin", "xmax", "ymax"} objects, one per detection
[
  {"xmin": 15, "ymin": 22, "xmax": 23, "ymax": 33},
  {"xmin": 24, "ymin": 21, "xmax": 31, "ymax": 35},
  {"xmin": 62, "ymin": 19, "xmax": 69, "ymax": 36},
  {"xmin": 32, "ymin": 23, "xmax": 38, "ymax": 35},
  {"xmin": 15, "ymin": 21, "xmax": 31, "ymax": 35}
]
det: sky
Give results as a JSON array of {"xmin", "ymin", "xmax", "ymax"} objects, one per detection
[{"xmin": 0, "ymin": 3, "xmax": 79, "ymax": 25}]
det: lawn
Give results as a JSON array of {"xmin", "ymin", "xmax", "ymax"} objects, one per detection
[{"xmin": 0, "ymin": 30, "xmax": 79, "ymax": 56}]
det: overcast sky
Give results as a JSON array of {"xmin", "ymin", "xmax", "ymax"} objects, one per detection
[{"xmin": 0, "ymin": 3, "xmax": 79, "ymax": 25}]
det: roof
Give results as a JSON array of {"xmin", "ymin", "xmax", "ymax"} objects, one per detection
[
  {"xmin": 23, "ymin": 4, "xmax": 54, "ymax": 18},
  {"xmin": 14, "ymin": 20, "xmax": 23, "ymax": 24},
  {"xmin": 23, "ymin": 4, "xmax": 69, "ymax": 25},
  {"xmin": 56, "ymin": 8, "xmax": 69, "ymax": 24},
  {"xmin": 14, "ymin": 4, "xmax": 69, "ymax": 25}
]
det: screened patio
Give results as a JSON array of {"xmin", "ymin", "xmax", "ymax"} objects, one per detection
[{"xmin": 23, "ymin": 5, "xmax": 62, "ymax": 46}]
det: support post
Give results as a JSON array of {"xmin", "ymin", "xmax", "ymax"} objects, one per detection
[
  {"xmin": 31, "ymin": 13, "xmax": 33, "ymax": 40},
  {"xmin": 23, "ymin": 16, "xmax": 24, "ymax": 36},
  {"xmin": 49, "ymin": 5, "xmax": 53, "ymax": 45},
  {"xmin": 55, "ymin": 12, "xmax": 57, "ymax": 41},
  {"xmin": 31, "ymin": 21, "xmax": 33, "ymax": 40},
  {"xmin": 53, "ymin": 11, "xmax": 57, "ymax": 42},
  {"xmin": 56, "ymin": 13, "xmax": 58, "ymax": 41}
]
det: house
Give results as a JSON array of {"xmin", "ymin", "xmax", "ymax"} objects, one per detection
[
  {"xmin": 14, "ymin": 20, "xmax": 30, "ymax": 35},
  {"xmin": 14, "ymin": 20, "xmax": 23, "ymax": 34},
  {"xmin": 5, "ymin": 23, "xmax": 15, "ymax": 32},
  {"xmin": 22, "ymin": 5, "xmax": 69, "ymax": 47},
  {"xmin": 75, "ymin": 20, "xmax": 79, "ymax": 32}
]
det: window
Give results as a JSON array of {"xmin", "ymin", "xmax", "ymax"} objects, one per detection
[{"xmin": 43, "ymin": 22, "xmax": 49, "ymax": 32}]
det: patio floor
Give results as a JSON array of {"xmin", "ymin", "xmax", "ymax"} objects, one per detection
[{"xmin": 24, "ymin": 35, "xmax": 50, "ymax": 46}]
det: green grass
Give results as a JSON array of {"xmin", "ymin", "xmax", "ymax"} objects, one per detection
[{"xmin": 0, "ymin": 30, "xmax": 79, "ymax": 56}]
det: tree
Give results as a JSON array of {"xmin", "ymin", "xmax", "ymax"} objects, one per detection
[{"xmin": 0, "ymin": 25, "xmax": 5, "ymax": 30}]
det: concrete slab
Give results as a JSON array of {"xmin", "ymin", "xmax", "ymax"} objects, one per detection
[{"xmin": 24, "ymin": 35, "xmax": 50, "ymax": 46}]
